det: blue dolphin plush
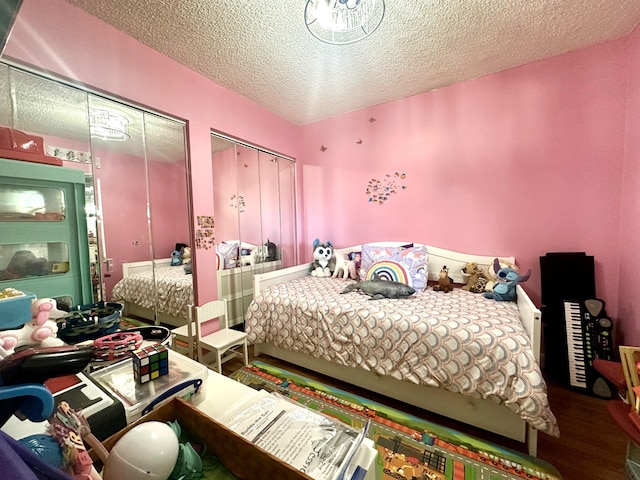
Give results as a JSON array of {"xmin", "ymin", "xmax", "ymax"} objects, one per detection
[{"xmin": 483, "ymin": 258, "xmax": 531, "ymax": 302}]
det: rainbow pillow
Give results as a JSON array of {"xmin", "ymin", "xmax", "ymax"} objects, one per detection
[{"xmin": 361, "ymin": 244, "xmax": 428, "ymax": 291}]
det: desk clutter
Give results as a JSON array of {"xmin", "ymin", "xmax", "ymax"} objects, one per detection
[{"xmin": 0, "ymin": 290, "xmax": 212, "ymax": 479}]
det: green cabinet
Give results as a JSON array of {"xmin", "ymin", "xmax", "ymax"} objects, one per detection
[{"xmin": 0, "ymin": 158, "xmax": 93, "ymax": 308}]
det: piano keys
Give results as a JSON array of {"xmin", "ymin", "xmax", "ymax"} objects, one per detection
[{"xmin": 563, "ymin": 298, "xmax": 614, "ymax": 398}]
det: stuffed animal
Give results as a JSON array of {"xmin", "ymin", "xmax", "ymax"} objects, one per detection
[
  {"xmin": 241, "ymin": 246, "xmax": 260, "ymax": 266},
  {"xmin": 484, "ymin": 258, "xmax": 518, "ymax": 292},
  {"xmin": 432, "ymin": 266, "xmax": 454, "ymax": 293},
  {"xmin": 461, "ymin": 262, "xmax": 488, "ymax": 293},
  {"xmin": 170, "ymin": 249, "xmax": 182, "ymax": 266},
  {"xmin": 0, "ymin": 298, "xmax": 65, "ymax": 353},
  {"xmin": 332, "ymin": 249, "xmax": 358, "ymax": 280},
  {"xmin": 310, "ymin": 239, "xmax": 335, "ymax": 277},
  {"xmin": 263, "ymin": 239, "xmax": 277, "ymax": 262},
  {"xmin": 181, "ymin": 246, "xmax": 191, "ymax": 265},
  {"xmin": 483, "ymin": 258, "xmax": 531, "ymax": 301}
]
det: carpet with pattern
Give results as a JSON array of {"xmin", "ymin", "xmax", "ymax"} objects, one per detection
[{"xmin": 230, "ymin": 360, "xmax": 563, "ymax": 480}]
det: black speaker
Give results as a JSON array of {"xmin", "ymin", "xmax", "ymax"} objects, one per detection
[{"xmin": 540, "ymin": 252, "xmax": 595, "ymax": 309}]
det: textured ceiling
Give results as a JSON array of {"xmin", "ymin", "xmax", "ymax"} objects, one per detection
[{"xmin": 53, "ymin": 1, "xmax": 640, "ymax": 125}]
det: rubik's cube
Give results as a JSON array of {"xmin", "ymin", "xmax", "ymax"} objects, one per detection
[{"xmin": 132, "ymin": 344, "xmax": 169, "ymax": 384}]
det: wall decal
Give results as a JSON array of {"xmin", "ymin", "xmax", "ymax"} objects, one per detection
[
  {"xmin": 366, "ymin": 172, "xmax": 407, "ymax": 204},
  {"xmin": 195, "ymin": 215, "xmax": 215, "ymax": 250},
  {"xmin": 46, "ymin": 146, "xmax": 91, "ymax": 163},
  {"xmin": 369, "ymin": 117, "xmax": 376, "ymax": 123},
  {"xmin": 356, "ymin": 138, "xmax": 363, "ymax": 144},
  {"xmin": 230, "ymin": 194, "xmax": 245, "ymax": 213},
  {"xmin": 320, "ymin": 144, "xmax": 327, "ymax": 152}
]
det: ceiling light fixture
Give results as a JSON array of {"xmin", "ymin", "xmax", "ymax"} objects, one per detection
[
  {"xmin": 304, "ymin": 0, "xmax": 385, "ymax": 45},
  {"xmin": 89, "ymin": 108, "xmax": 130, "ymax": 141}
]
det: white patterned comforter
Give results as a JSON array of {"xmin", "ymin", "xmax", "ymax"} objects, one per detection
[
  {"xmin": 245, "ymin": 276, "xmax": 559, "ymax": 436},
  {"xmin": 111, "ymin": 266, "xmax": 193, "ymax": 320}
]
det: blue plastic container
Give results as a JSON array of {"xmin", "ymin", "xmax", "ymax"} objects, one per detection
[{"xmin": 0, "ymin": 290, "xmax": 36, "ymax": 330}]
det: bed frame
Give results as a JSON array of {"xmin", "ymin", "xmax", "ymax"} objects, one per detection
[
  {"xmin": 118, "ymin": 258, "xmax": 283, "ymax": 327},
  {"xmin": 118, "ymin": 258, "xmax": 187, "ymax": 327},
  {"xmin": 251, "ymin": 243, "xmax": 542, "ymax": 456}
]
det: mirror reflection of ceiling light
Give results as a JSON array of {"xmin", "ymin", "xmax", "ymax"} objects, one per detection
[
  {"xmin": 89, "ymin": 108, "xmax": 130, "ymax": 141},
  {"xmin": 304, "ymin": 0, "xmax": 385, "ymax": 45}
]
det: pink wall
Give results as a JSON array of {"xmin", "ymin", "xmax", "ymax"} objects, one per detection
[
  {"xmin": 299, "ymin": 38, "xmax": 628, "ymax": 331},
  {"xmin": 148, "ymin": 159, "xmax": 190, "ymax": 258},
  {"xmin": 6, "ymin": 0, "xmax": 640, "ymax": 349},
  {"xmin": 4, "ymin": 0, "xmax": 300, "ymax": 303},
  {"xmin": 618, "ymin": 26, "xmax": 640, "ymax": 347}
]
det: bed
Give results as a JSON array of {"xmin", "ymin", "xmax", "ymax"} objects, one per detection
[
  {"xmin": 111, "ymin": 258, "xmax": 192, "ymax": 327},
  {"xmin": 111, "ymin": 247, "xmax": 282, "ymax": 327},
  {"xmin": 245, "ymin": 242, "xmax": 557, "ymax": 456}
]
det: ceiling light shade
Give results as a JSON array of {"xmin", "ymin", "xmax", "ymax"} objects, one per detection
[
  {"xmin": 305, "ymin": 0, "xmax": 385, "ymax": 45},
  {"xmin": 89, "ymin": 108, "xmax": 130, "ymax": 141}
]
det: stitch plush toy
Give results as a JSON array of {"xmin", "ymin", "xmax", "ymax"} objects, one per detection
[
  {"xmin": 483, "ymin": 258, "xmax": 518, "ymax": 292},
  {"xmin": 310, "ymin": 239, "xmax": 335, "ymax": 277},
  {"xmin": 483, "ymin": 258, "xmax": 531, "ymax": 301}
]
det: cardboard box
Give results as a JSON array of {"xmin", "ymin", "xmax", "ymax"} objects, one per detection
[{"xmin": 92, "ymin": 397, "xmax": 312, "ymax": 480}]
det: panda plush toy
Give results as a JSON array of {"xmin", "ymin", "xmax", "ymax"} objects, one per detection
[{"xmin": 310, "ymin": 239, "xmax": 335, "ymax": 277}]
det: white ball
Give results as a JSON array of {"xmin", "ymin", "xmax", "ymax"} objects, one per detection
[{"xmin": 103, "ymin": 421, "xmax": 179, "ymax": 480}]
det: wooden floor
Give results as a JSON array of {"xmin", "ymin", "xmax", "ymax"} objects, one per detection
[{"xmin": 222, "ymin": 351, "xmax": 630, "ymax": 480}]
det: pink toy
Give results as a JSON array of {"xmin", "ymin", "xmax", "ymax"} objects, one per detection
[{"xmin": 0, "ymin": 298, "xmax": 65, "ymax": 353}]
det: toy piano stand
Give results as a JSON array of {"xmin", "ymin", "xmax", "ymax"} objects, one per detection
[{"xmin": 0, "ymin": 297, "xmax": 66, "ymax": 354}]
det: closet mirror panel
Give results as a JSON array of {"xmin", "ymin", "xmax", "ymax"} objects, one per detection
[
  {"xmin": 211, "ymin": 133, "xmax": 296, "ymax": 326},
  {"xmin": 0, "ymin": 62, "xmax": 191, "ymax": 327}
]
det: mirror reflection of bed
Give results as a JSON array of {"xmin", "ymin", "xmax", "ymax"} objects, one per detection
[
  {"xmin": 0, "ymin": 61, "xmax": 297, "ymax": 331},
  {"xmin": 111, "ymin": 244, "xmax": 283, "ymax": 328},
  {"xmin": 0, "ymin": 62, "xmax": 192, "ymax": 326}
]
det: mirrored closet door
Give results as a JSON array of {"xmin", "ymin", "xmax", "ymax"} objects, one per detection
[
  {"xmin": 0, "ymin": 61, "xmax": 191, "ymax": 326},
  {"xmin": 211, "ymin": 133, "xmax": 297, "ymax": 326}
]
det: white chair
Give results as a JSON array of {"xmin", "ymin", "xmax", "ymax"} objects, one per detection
[
  {"xmin": 193, "ymin": 299, "xmax": 248, "ymax": 375},
  {"xmin": 170, "ymin": 313, "xmax": 198, "ymax": 360}
]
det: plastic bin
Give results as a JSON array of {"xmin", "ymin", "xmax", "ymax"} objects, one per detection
[
  {"xmin": 88, "ymin": 349, "xmax": 207, "ymax": 424},
  {"xmin": 0, "ymin": 290, "xmax": 36, "ymax": 329}
]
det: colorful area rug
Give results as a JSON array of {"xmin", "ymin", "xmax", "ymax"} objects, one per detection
[
  {"xmin": 118, "ymin": 316, "xmax": 152, "ymax": 330},
  {"xmin": 230, "ymin": 360, "xmax": 563, "ymax": 480}
]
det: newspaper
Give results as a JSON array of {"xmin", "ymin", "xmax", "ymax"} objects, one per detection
[{"xmin": 220, "ymin": 392, "xmax": 367, "ymax": 480}]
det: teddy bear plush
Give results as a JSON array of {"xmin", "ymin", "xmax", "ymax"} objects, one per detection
[
  {"xmin": 432, "ymin": 266, "xmax": 454, "ymax": 293},
  {"xmin": 181, "ymin": 246, "xmax": 191, "ymax": 265},
  {"xmin": 310, "ymin": 239, "xmax": 335, "ymax": 277},
  {"xmin": 461, "ymin": 262, "xmax": 488, "ymax": 293}
]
